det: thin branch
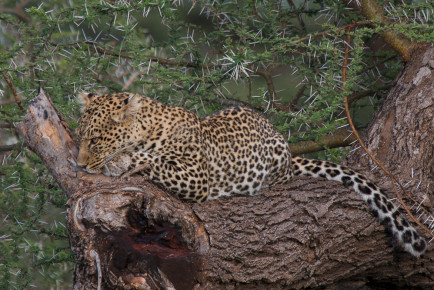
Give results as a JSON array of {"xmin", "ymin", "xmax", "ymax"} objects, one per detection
[
  {"xmin": 0, "ymin": 143, "xmax": 19, "ymax": 152},
  {"xmin": 289, "ymin": 130, "xmax": 357, "ymax": 155},
  {"xmin": 290, "ymin": 84, "xmax": 307, "ymax": 107},
  {"xmin": 255, "ymin": 68, "xmax": 278, "ymax": 107},
  {"xmin": 2, "ymin": 72, "xmax": 24, "ymax": 110},
  {"xmin": 50, "ymin": 41, "xmax": 201, "ymax": 69},
  {"xmin": 291, "ymin": 21, "xmax": 372, "ymax": 45},
  {"xmin": 0, "ymin": 123, "xmax": 15, "ymax": 128},
  {"xmin": 286, "ymin": 0, "xmax": 306, "ymax": 32},
  {"xmin": 359, "ymin": 0, "xmax": 415, "ymax": 61},
  {"xmin": 247, "ymin": 75, "xmax": 252, "ymax": 104}
]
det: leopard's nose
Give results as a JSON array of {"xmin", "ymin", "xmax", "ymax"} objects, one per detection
[
  {"xmin": 76, "ymin": 159, "xmax": 88, "ymax": 168},
  {"xmin": 76, "ymin": 160, "xmax": 85, "ymax": 166},
  {"xmin": 77, "ymin": 148, "xmax": 89, "ymax": 167}
]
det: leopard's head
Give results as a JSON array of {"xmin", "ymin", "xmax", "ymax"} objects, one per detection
[{"xmin": 76, "ymin": 92, "xmax": 142, "ymax": 173}]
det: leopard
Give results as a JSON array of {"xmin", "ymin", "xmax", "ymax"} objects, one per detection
[{"xmin": 76, "ymin": 92, "xmax": 427, "ymax": 257}]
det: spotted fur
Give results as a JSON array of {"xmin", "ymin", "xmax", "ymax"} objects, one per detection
[{"xmin": 76, "ymin": 92, "xmax": 427, "ymax": 257}]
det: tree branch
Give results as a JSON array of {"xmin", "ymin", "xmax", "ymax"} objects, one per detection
[
  {"xmin": 255, "ymin": 68, "xmax": 278, "ymax": 107},
  {"xmin": 359, "ymin": 0, "xmax": 415, "ymax": 61},
  {"xmin": 289, "ymin": 129, "xmax": 357, "ymax": 155},
  {"xmin": 2, "ymin": 72, "xmax": 24, "ymax": 110},
  {"xmin": 0, "ymin": 143, "xmax": 19, "ymax": 152},
  {"xmin": 16, "ymin": 88, "xmax": 78, "ymax": 196},
  {"xmin": 0, "ymin": 123, "xmax": 15, "ymax": 128},
  {"xmin": 16, "ymin": 85, "xmax": 432, "ymax": 289}
]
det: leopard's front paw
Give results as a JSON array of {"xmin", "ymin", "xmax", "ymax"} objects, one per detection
[{"xmin": 101, "ymin": 155, "xmax": 132, "ymax": 177}]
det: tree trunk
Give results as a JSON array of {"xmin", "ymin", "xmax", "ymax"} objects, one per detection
[
  {"xmin": 17, "ymin": 47, "xmax": 433, "ymax": 289},
  {"xmin": 345, "ymin": 46, "xmax": 434, "ymax": 207}
]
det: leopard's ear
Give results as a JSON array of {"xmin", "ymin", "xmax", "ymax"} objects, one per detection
[
  {"xmin": 77, "ymin": 92, "xmax": 96, "ymax": 112},
  {"xmin": 111, "ymin": 93, "xmax": 141, "ymax": 124}
]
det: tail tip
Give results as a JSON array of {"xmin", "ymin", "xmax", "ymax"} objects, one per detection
[{"xmin": 401, "ymin": 231, "xmax": 427, "ymax": 257}]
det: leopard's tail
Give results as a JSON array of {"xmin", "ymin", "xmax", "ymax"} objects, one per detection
[{"xmin": 292, "ymin": 156, "xmax": 427, "ymax": 257}]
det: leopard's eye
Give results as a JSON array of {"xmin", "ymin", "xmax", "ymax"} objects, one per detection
[{"xmin": 90, "ymin": 137, "xmax": 100, "ymax": 145}]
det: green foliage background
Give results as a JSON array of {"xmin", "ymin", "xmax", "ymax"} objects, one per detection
[{"xmin": 0, "ymin": 0, "xmax": 432, "ymax": 288}]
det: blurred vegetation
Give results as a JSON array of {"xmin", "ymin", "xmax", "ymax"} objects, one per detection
[{"xmin": 0, "ymin": 0, "xmax": 432, "ymax": 288}]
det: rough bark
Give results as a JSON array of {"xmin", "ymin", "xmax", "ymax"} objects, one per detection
[{"xmin": 17, "ymin": 47, "xmax": 433, "ymax": 289}]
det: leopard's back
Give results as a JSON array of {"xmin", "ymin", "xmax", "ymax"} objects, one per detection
[{"xmin": 201, "ymin": 106, "xmax": 293, "ymax": 199}]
